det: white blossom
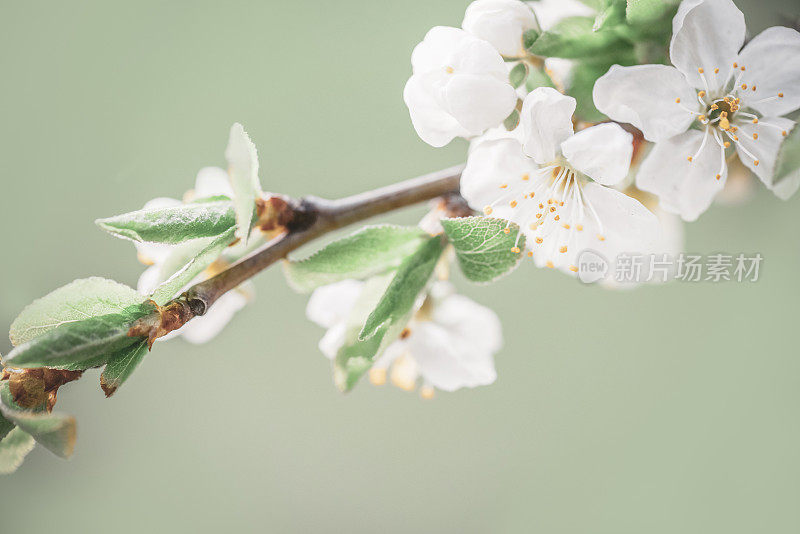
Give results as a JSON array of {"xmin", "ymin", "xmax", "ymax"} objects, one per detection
[
  {"xmin": 593, "ymin": 0, "xmax": 800, "ymax": 221},
  {"xmin": 306, "ymin": 280, "xmax": 501, "ymax": 397},
  {"xmin": 403, "ymin": 26, "xmax": 517, "ymax": 147},
  {"xmin": 462, "ymin": 0, "xmax": 539, "ymax": 58},
  {"xmin": 461, "ymin": 87, "xmax": 660, "ymax": 275}
]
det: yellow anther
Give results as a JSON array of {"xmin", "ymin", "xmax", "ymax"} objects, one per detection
[
  {"xmin": 741, "ymin": 83, "xmax": 747, "ymax": 90},
  {"xmin": 751, "ymin": 86, "xmax": 756, "ymax": 91},
  {"xmin": 733, "ymin": 62, "xmax": 738, "ymax": 68},
  {"xmin": 753, "ymin": 160, "xmax": 759, "ymax": 166},
  {"xmin": 511, "ymin": 247, "xmax": 521, "ymax": 254},
  {"xmin": 675, "ymin": 98, "xmax": 681, "ymax": 103},
  {"xmin": 538, "ymin": 203, "xmax": 544, "ymax": 209},
  {"xmin": 483, "ymin": 206, "xmax": 493, "ymax": 215},
  {"xmin": 783, "ymin": 130, "xmax": 788, "ymax": 136},
  {"xmin": 420, "ymin": 385, "xmax": 435, "ymax": 400},
  {"xmin": 549, "ymin": 206, "xmax": 556, "ymax": 212},
  {"xmin": 559, "ymin": 246, "xmax": 568, "ymax": 253},
  {"xmin": 509, "ymin": 200, "xmax": 517, "ymax": 208},
  {"xmin": 724, "ymin": 141, "xmax": 730, "ymax": 148},
  {"xmin": 546, "ymin": 261, "xmax": 554, "ymax": 268},
  {"xmin": 752, "ymin": 118, "xmax": 758, "ymax": 124},
  {"xmin": 554, "ymin": 215, "xmax": 560, "ymax": 221},
  {"xmin": 752, "ymin": 133, "xmax": 758, "ymax": 140},
  {"xmin": 547, "ymin": 199, "xmax": 552, "ymax": 204},
  {"xmin": 503, "ymin": 227, "xmax": 510, "ymax": 234},
  {"xmin": 569, "ymin": 265, "xmax": 578, "ymax": 272},
  {"xmin": 714, "ymin": 68, "xmax": 719, "ymax": 74},
  {"xmin": 445, "ymin": 66, "xmax": 454, "ymax": 74},
  {"xmin": 698, "ymin": 68, "xmax": 704, "ymax": 74},
  {"xmin": 715, "ymin": 174, "xmax": 721, "ymax": 180},
  {"xmin": 369, "ymin": 368, "xmax": 387, "ymax": 386},
  {"xmin": 719, "ymin": 117, "xmax": 730, "ymax": 130},
  {"xmin": 778, "ymin": 92, "xmax": 784, "ymax": 98},
  {"xmin": 597, "ymin": 234, "xmax": 605, "ymax": 241},
  {"xmin": 563, "ymin": 224, "xmax": 570, "ymax": 229},
  {"xmin": 522, "ymin": 173, "xmax": 530, "ymax": 181},
  {"xmin": 527, "ymin": 251, "xmax": 533, "ymax": 257},
  {"xmin": 529, "ymin": 223, "xmax": 538, "ymax": 230},
  {"xmin": 499, "ymin": 184, "xmax": 508, "ymax": 189},
  {"xmin": 740, "ymin": 66, "xmax": 745, "ymax": 71},
  {"xmin": 535, "ymin": 213, "xmax": 542, "ymax": 219},
  {"xmin": 698, "ymin": 115, "xmax": 706, "ymax": 122},
  {"xmin": 576, "ymin": 224, "xmax": 583, "ymax": 231},
  {"xmin": 535, "ymin": 237, "xmax": 543, "ymax": 244},
  {"xmin": 687, "ymin": 156, "xmax": 693, "ymax": 162},
  {"xmin": 698, "ymin": 90, "xmax": 706, "ymax": 97},
  {"xmin": 529, "ymin": 191, "xmax": 535, "ymax": 197}
]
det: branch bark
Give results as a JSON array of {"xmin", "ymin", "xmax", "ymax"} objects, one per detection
[{"xmin": 152, "ymin": 164, "xmax": 464, "ymax": 337}]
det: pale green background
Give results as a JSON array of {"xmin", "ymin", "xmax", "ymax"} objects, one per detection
[{"xmin": 1, "ymin": 1, "xmax": 799, "ymax": 532}]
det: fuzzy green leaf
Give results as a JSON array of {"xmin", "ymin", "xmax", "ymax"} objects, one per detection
[
  {"xmin": 9, "ymin": 277, "xmax": 145, "ymax": 347},
  {"xmin": 594, "ymin": 0, "xmax": 626, "ymax": 31},
  {"xmin": 330, "ymin": 275, "xmax": 407, "ymax": 392},
  {"xmin": 0, "ymin": 384, "xmax": 76, "ymax": 459},
  {"xmin": 100, "ymin": 340, "xmax": 149, "ymax": 397},
  {"xmin": 509, "ymin": 62, "xmax": 529, "ymax": 89},
  {"xmin": 96, "ymin": 201, "xmax": 236, "ymax": 244},
  {"xmin": 151, "ymin": 226, "xmax": 237, "ymax": 304},
  {"xmin": 359, "ymin": 236, "xmax": 444, "ymax": 341},
  {"xmin": 0, "ymin": 428, "xmax": 36, "ymax": 475},
  {"xmin": 626, "ymin": 0, "xmax": 679, "ymax": 26},
  {"xmin": 284, "ymin": 225, "xmax": 430, "ymax": 293},
  {"xmin": 528, "ymin": 16, "xmax": 626, "ymax": 59},
  {"xmin": 226, "ymin": 123, "xmax": 261, "ymax": 244},
  {"xmin": 774, "ymin": 124, "xmax": 800, "ymax": 186},
  {"xmin": 4, "ymin": 303, "xmax": 152, "ymax": 370},
  {"xmin": 441, "ymin": 217, "xmax": 525, "ymax": 283}
]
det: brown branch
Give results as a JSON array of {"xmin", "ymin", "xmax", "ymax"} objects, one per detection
[{"xmin": 135, "ymin": 164, "xmax": 464, "ymax": 341}]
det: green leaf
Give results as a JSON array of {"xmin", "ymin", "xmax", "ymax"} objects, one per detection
[
  {"xmin": 528, "ymin": 16, "xmax": 627, "ymax": 59},
  {"xmin": 626, "ymin": 0, "xmax": 679, "ymax": 26},
  {"xmin": 568, "ymin": 60, "xmax": 619, "ymax": 122},
  {"xmin": 522, "ymin": 28, "xmax": 540, "ymax": 50},
  {"xmin": 4, "ymin": 304, "xmax": 152, "ymax": 370},
  {"xmin": 0, "ymin": 384, "xmax": 76, "ymax": 459},
  {"xmin": 359, "ymin": 236, "xmax": 444, "ymax": 341},
  {"xmin": 509, "ymin": 62, "xmax": 529, "ymax": 89},
  {"xmin": 504, "ymin": 109, "xmax": 521, "ymax": 131},
  {"xmin": 594, "ymin": 0, "xmax": 626, "ymax": 31},
  {"xmin": 0, "ymin": 411, "xmax": 14, "ymax": 441},
  {"xmin": 525, "ymin": 68, "xmax": 556, "ymax": 92},
  {"xmin": 95, "ymin": 201, "xmax": 236, "ymax": 244},
  {"xmin": 226, "ymin": 123, "xmax": 261, "ymax": 244},
  {"xmin": 330, "ymin": 275, "xmax": 399, "ymax": 392},
  {"xmin": 774, "ymin": 124, "xmax": 800, "ymax": 186},
  {"xmin": 100, "ymin": 340, "xmax": 149, "ymax": 397},
  {"xmin": 0, "ymin": 428, "xmax": 36, "ymax": 475},
  {"xmin": 284, "ymin": 225, "xmax": 429, "ymax": 293},
  {"xmin": 151, "ymin": 226, "xmax": 237, "ymax": 304},
  {"xmin": 9, "ymin": 277, "xmax": 145, "ymax": 347},
  {"xmin": 441, "ymin": 217, "xmax": 526, "ymax": 283}
]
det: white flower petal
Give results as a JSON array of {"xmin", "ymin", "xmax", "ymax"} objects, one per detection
[
  {"xmin": 432, "ymin": 293, "xmax": 503, "ymax": 355},
  {"xmin": 669, "ymin": 0, "xmax": 745, "ymax": 90},
  {"xmin": 178, "ymin": 291, "xmax": 247, "ymax": 345},
  {"xmin": 306, "ymin": 280, "xmax": 364, "ymax": 329},
  {"xmin": 462, "ymin": 0, "xmax": 538, "ymax": 57},
  {"xmin": 406, "ymin": 322, "xmax": 497, "ymax": 391},
  {"xmin": 137, "ymin": 265, "xmax": 162, "ymax": 295},
  {"xmin": 519, "ymin": 87, "xmax": 575, "ymax": 163},
  {"xmin": 636, "ymin": 129, "xmax": 727, "ymax": 221},
  {"xmin": 318, "ymin": 322, "xmax": 347, "ymax": 359},
  {"xmin": 460, "ymin": 137, "xmax": 537, "ymax": 221},
  {"xmin": 411, "ymin": 26, "xmax": 472, "ymax": 75},
  {"xmin": 593, "ymin": 64, "xmax": 697, "ymax": 142},
  {"xmin": 770, "ymin": 170, "xmax": 800, "ymax": 201},
  {"xmin": 579, "ymin": 183, "xmax": 661, "ymax": 257},
  {"xmin": 733, "ymin": 116, "xmax": 796, "ymax": 197},
  {"xmin": 560, "ymin": 123, "xmax": 633, "ymax": 186},
  {"xmin": 444, "ymin": 73, "xmax": 518, "ymax": 133},
  {"xmin": 194, "ymin": 167, "xmax": 234, "ymax": 199},
  {"xmin": 736, "ymin": 26, "xmax": 800, "ymax": 117},
  {"xmin": 404, "ymin": 73, "xmax": 471, "ymax": 147}
]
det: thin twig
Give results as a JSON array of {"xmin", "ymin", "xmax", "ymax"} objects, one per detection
[{"xmin": 161, "ymin": 164, "xmax": 464, "ymax": 334}]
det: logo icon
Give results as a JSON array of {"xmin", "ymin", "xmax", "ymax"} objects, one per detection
[{"xmin": 577, "ymin": 249, "xmax": 608, "ymax": 284}]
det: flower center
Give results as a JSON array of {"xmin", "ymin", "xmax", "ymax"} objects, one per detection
[
  {"xmin": 677, "ymin": 64, "xmax": 788, "ymax": 180},
  {"xmin": 482, "ymin": 162, "xmax": 607, "ymax": 271}
]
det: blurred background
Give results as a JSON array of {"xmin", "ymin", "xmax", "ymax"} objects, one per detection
[{"xmin": 1, "ymin": 1, "xmax": 799, "ymax": 532}]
